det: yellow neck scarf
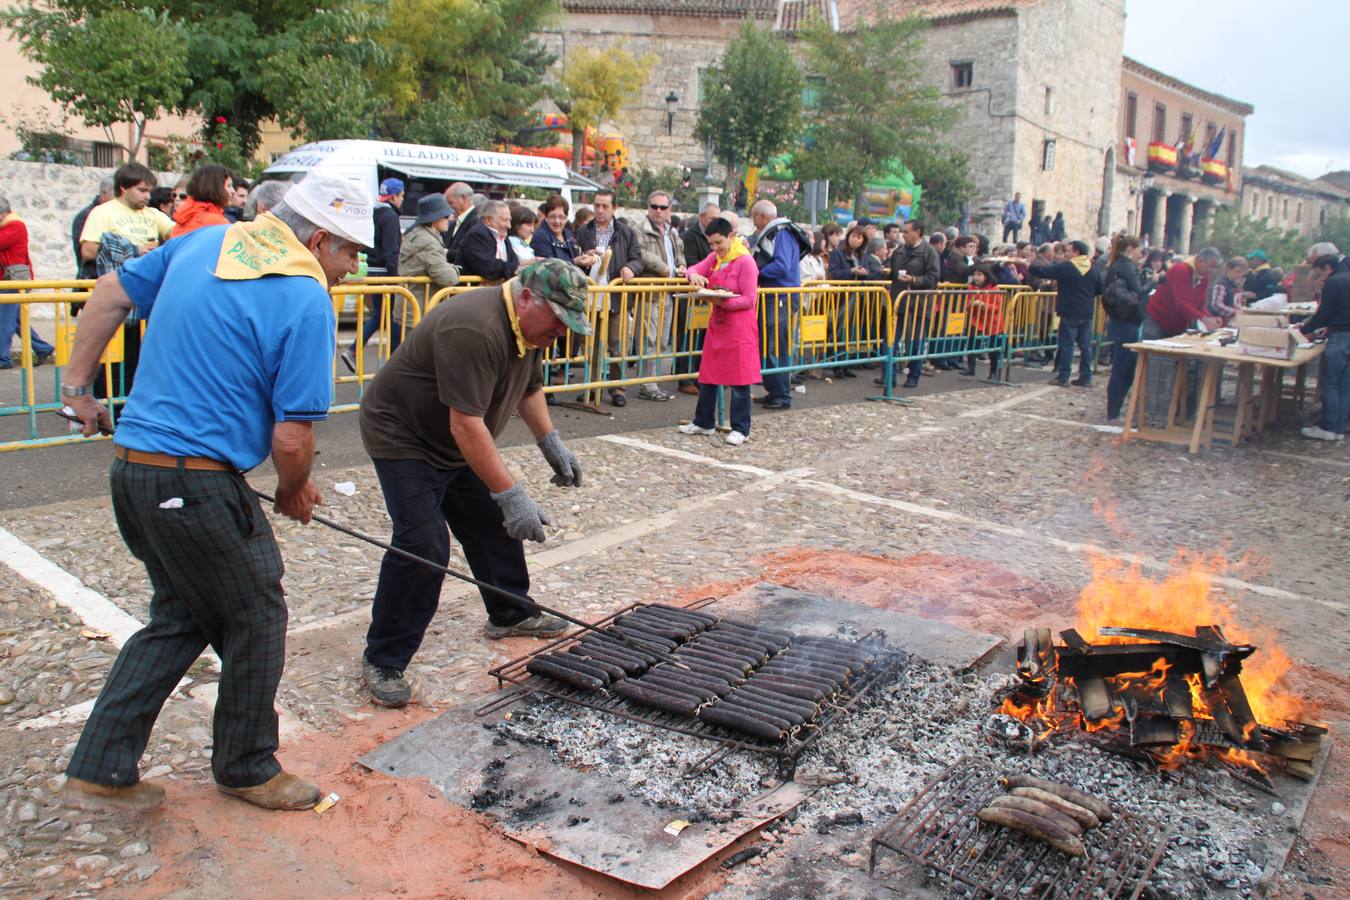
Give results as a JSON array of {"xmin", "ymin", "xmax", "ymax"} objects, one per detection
[
  {"xmin": 500, "ymin": 281, "xmax": 530, "ymax": 358},
  {"xmin": 714, "ymin": 237, "xmax": 750, "ymax": 270},
  {"xmin": 214, "ymin": 212, "xmax": 327, "ymax": 287}
]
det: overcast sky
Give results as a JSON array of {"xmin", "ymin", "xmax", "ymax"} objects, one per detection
[{"xmin": 1122, "ymin": 0, "xmax": 1347, "ymax": 179}]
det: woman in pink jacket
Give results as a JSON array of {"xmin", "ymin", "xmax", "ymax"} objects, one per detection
[{"xmin": 677, "ymin": 217, "xmax": 760, "ymax": 445}]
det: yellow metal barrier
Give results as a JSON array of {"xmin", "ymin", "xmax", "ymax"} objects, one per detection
[
  {"xmin": 329, "ymin": 284, "xmax": 423, "ymax": 411},
  {"xmin": 1003, "ymin": 290, "xmax": 1058, "ymax": 361}
]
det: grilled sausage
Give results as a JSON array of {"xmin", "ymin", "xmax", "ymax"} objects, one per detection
[
  {"xmin": 527, "ymin": 657, "xmax": 606, "ymax": 691},
  {"xmin": 562, "ymin": 650, "xmax": 626, "ymax": 681},
  {"xmin": 608, "ymin": 625, "xmax": 678, "ymax": 652},
  {"xmin": 629, "ymin": 607, "xmax": 709, "ymax": 634},
  {"xmin": 702, "ymin": 628, "xmax": 784, "ymax": 655},
  {"xmin": 706, "ymin": 700, "xmax": 793, "ymax": 733},
  {"xmin": 613, "ymin": 680, "xmax": 703, "ymax": 716},
  {"xmin": 697, "ymin": 705, "xmax": 785, "ymax": 741},
  {"xmin": 666, "ymin": 658, "xmax": 745, "ymax": 685},
  {"xmin": 644, "ymin": 667, "xmax": 732, "ymax": 695},
  {"xmin": 1009, "ymin": 788, "xmax": 1100, "ymax": 831},
  {"xmin": 635, "ymin": 673, "xmax": 720, "ymax": 702},
  {"xmin": 649, "ymin": 603, "xmax": 718, "ymax": 625},
  {"xmin": 762, "ymin": 660, "xmax": 851, "ymax": 683},
  {"xmin": 717, "ymin": 618, "xmax": 794, "ymax": 643},
  {"xmin": 675, "ymin": 648, "xmax": 754, "ymax": 674},
  {"xmin": 579, "ymin": 637, "xmax": 656, "ymax": 666},
  {"xmin": 718, "ymin": 695, "xmax": 807, "ymax": 727},
  {"xmin": 739, "ymin": 675, "xmax": 830, "ymax": 702},
  {"xmin": 615, "ymin": 614, "xmax": 694, "ymax": 640},
  {"xmin": 686, "ymin": 639, "xmax": 766, "ymax": 665},
  {"xmin": 985, "ymin": 795, "xmax": 1083, "ymax": 837},
  {"xmin": 730, "ymin": 686, "xmax": 821, "ymax": 719},
  {"xmin": 538, "ymin": 652, "xmax": 613, "ymax": 684},
  {"xmin": 754, "ymin": 668, "xmax": 840, "ymax": 693},
  {"xmin": 976, "ymin": 807, "xmax": 1085, "ymax": 857},
  {"xmin": 1000, "ymin": 776, "xmax": 1114, "ymax": 823},
  {"xmin": 568, "ymin": 646, "xmax": 646, "ymax": 676},
  {"xmin": 780, "ymin": 648, "xmax": 865, "ymax": 672}
]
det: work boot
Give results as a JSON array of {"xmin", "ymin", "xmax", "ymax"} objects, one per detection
[
  {"xmin": 61, "ymin": 777, "xmax": 165, "ymax": 813},
  {"xmin": 217, "ymin": 771, "xmax": 321, "ymax": 811},
  {"xmin": 362, "ymin": 658, "xmax": 412, "ymax": 708},
  {"xmin": 484, "ymin": 613, "xmax": 569, "ymax": 640}
]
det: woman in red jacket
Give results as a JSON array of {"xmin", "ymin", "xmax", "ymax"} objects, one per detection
[{"xmin": 168, "ymin": 165, "xmax": 233, "ymax": 239}]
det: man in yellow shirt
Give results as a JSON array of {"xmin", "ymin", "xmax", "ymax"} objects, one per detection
[
  {"xmin": 78, "ymin": 162, "xmax": 174, "ymax": 402},
  {"xmin": 79, "ymin": 162, "xmax": 173, "ymax": 262}
]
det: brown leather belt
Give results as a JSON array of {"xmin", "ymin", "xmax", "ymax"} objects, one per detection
[{"xmin": 114, "ymin": 445, "xmax": 235, "ymax": 472}]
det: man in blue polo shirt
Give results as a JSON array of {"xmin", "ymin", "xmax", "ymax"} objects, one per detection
[{"xmin": 60, "ymin": 172, "xmax": 371, "ymax": 814}]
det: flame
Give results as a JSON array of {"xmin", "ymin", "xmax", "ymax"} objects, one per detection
[{"xmin": 997, "ymin": 551, "xmax": 1309, "ymax": 773}]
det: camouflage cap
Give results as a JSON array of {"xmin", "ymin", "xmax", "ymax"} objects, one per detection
[{"xmin": 518, "ymin": 258, "xmax": 593, "ymax": 336}]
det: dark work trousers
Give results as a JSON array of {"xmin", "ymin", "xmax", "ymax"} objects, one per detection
[
  {"xmin": 1105, "ymin": 318, "xmax": 1142, "ymax": 419},
  {"xmin": 691, "ymin": 382, "xmax": 751, "ymax": 436},
  {"xmin": 758, "ymin": 294, "xmax": 794, "ymax": 404},
  {"xmin": 365, "ymin": 458, "xmax": 538, "ymax": 671},
  {"xmin": 67, "ymin": 459, "xmax": 287, "ymax": 789},
  {"xmin": 1056, "ymin": 317, "xmax": 1093, "ymax": 384}
]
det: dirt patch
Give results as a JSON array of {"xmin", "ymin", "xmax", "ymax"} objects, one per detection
[{"xmin": 136, "ymin": 708, "xmax": 654, "ymax": 899}]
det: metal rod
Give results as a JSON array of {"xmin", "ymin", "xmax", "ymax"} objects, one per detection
[{"xmin": 253, "ymin": 489, "xmax": 686, "ymax": 667}]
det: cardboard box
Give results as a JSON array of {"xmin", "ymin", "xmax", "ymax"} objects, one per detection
[
  {"xmin": 1233, "ymin": 310, "xmax": 1289, "ymax": 329},
  {"xmin": 1238, "ymin": 325, "xmax": 1297, "ymax": 360}
]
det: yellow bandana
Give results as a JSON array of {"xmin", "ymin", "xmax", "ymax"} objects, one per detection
[
  {"xmin": 213, "ymin": 212, "xmax": 327, "ymax": 287},
  {"xmin": 714, "ymin": 237, "xmax": 750, "ymax": 270},
  {"xmin": 501, "ymin": 281, "xmax": 530, "ymax": 357}
]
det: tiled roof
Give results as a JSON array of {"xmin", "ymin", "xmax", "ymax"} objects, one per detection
[
  {"xmin": 775, "ymin": 0, "xmax": 831, "ymax": 31},
  {"xmin": 1244, "ymin": 166, "xmax": 1350, "ymax": 201},
  {"xmin": 834, "ymin": 0, "xmax": 1030, "ymax": 30},
  {"xmin": 563, "ymin": 0, "xmax": 776, "ymax": 17}
]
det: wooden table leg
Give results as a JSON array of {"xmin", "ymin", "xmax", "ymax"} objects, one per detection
[
  {"xmin": 1166, "ymin": 355, "xmax": 1188, "ymax": 429},
  {"xmin": 1233, "ymin": 362, "xmax": 1254, "ymax": 444},
  {"xmin": 1190, "ymin": 360, "xmax": 1220, "ymax": 453},
  {"xmin": 1121, "ymin": 348, "xmax": 1145, "ymax": 441}
]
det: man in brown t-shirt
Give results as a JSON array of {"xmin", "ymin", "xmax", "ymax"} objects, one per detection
[{"xmin": 358, "ymin": 259, "xmax": 593, "ymax": 708}]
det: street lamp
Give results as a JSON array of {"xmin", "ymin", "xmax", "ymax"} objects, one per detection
[
  {"xmin": 1142, "ymin": 171, "xmax": 1155, "ymax": 192},
  {"xmin": 665, "ymin": 91, "xmax": 679, "ymax": 136}
]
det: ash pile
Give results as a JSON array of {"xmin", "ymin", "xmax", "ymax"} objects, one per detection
[{"xmin": 477, "ymin": 604, "xmax": 1313, "ymax": 898}]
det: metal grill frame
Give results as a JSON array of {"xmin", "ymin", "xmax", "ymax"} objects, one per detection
[
  {"xmin": 477, "ymin": 600, "xmax": 907, "ymax": 774},
  {"xmin": 869, "ymin": 757, "xmax": 1169, "ymax": 900}
]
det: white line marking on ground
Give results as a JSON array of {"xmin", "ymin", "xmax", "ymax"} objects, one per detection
[
  {"xmin": 600, "ymin": 433, "xmax": 1344, "ymax": 613},
  {"xmin": 0, "ymin": 528, "xmax": 310, "ymax": 734},
  {"xmin": 957, "ymin": 385, "xmax": 1057, "ymax": 418},
  {"xmin": 596, "ymin": 433, "xmax": 776, "ymax": 476}
]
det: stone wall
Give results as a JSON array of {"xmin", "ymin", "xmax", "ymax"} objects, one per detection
[
  {"xmin": 539, "ymin": 12, "xmax": 748, "ymax": 172},
  {"xmin": 1008, "ymin": 0, "xmax": 1125, "ymax": 243},
  {"xmin": 0, "ymin": 160, "xmax": 180, "ymax": 281}
]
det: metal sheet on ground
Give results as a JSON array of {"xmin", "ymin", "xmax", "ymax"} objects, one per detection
[
  {"xmin": 718, "ymin": 582, "xmax": 1003, "ymax": 669},
  {"xmin": 359, "ymin": 699, "xmax": 809, "ymax": 890}
]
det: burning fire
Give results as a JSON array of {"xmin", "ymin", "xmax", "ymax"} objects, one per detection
[{"xmin": 999, "ymin": 551, "xmax": 1306, "ymax": 772}]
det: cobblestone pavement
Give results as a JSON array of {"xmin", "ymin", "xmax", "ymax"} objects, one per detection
[{"xmin": 1, "ymin": 377, "xmax": 1347, "ymax": 896}]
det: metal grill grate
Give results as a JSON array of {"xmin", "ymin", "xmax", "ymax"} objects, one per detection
[
  {"xmin": 478, "ymin": 601, "xmax": 907, "ymax": 774},
  {"xmin": 870, "ymin": 757, "xmax": 1169, "ymax": 899}
]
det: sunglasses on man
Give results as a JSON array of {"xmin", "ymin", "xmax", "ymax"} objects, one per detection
[{"xmin": 649, "ymin": 203, "xmax": 670, "ymax": 210}]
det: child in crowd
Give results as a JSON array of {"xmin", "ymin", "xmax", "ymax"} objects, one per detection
[
  {"xmin": 963, "ymin": 265, "xmax": 1005, "ymax": 378},
  {"xmin": 1208, "ymin": 257, "xmax": 1248, "ymax": 324}
]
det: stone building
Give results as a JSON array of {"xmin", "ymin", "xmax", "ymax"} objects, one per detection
[
  {"xmin": 545, "ymin": 0, "xmax": 1126, "ymax": 241},
  {"xmin": 1111, "ymin": 57, "xmax": 1252, "ymax": 252},
  {"xmin": 1240, "ymin": 166, "xmax": 1350, "ymax": 239}
]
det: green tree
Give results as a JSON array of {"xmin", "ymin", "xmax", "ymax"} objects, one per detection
[
  {"xmin": 4, "ymin": 0, "xmax": 386, "ymax": 158},
  {"xmin": 557, "ymin": 46, "xmax": 654, "ymax": 170},
  {"xmin": 1206, "ymin": 207, "xmax": 1305, "ymax": 268},
  {"xmin": 794, "ymin": 9, "xmax": 956, "ymax": 214},
  {"xmin": 1, "ymin": 6, "xmax": 189, "ymax": 160},
  {"xmin": 906, "ymin": 145, "xmax": 973, "ymax": 229},
  {"xmin": 372, "ymin": 0, "xmax": 560, "ymax": 148},
  {"xmin": 1313, "ymin": 212, "xmax": 1350, "ymax": 255},
  {"xmin": 694, "ymin": 22, "xmax": 803, "ymax": 191}
]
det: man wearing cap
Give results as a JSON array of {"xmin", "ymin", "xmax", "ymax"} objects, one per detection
[
  {"xmin": 356, "ymin": 258, "xmax": 590, "ymax": 708},
  {"xmin": 1242, "ymin": 250, "xmax": 1280, "ymax": 302},
  {"xmin": 341, "ymin": 177, "xmax": 405, "ymax": 372},
  {"xmin": 58, "ymin": 173, "xmax": 371, "ymax": 813}
]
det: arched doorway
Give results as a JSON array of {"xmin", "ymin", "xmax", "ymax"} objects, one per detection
[{"xmin": 1097, "ymin": 147, "xmax": 1115, "ymax": 236}]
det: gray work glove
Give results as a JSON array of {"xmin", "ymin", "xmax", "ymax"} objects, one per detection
[
  {"xmin": 536, "ymin": 430, "xmax": 582, "ymax": 488},
  {"xmin": 490, "ymin": 483, "xmax": 551, "ymax": 543}
]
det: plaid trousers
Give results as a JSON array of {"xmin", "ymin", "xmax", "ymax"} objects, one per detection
[{"xmin": 66, "ymin": 459, "xmax": 287, "ymax": 789}]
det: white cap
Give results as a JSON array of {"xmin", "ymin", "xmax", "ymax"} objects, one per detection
[{"xmin": 283, "ymin": 171, "xmax": 375, "ymax": 248}]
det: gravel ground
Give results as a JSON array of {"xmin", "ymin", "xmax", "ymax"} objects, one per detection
[{"xmin": 0, "ymin": 374, "xmax": 1346, "ymax": 896}]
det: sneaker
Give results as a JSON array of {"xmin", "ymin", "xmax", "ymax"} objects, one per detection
[
  {"xmin": 62, "ymin": 776, "xmax": 165, "ymax": 812},
  {"xmin": 1301, "ymin": 425, "xmax": 1339, "ymax": 442},
  {"xmin": 484, "ymin": 613, "xmax": 569, "ymax": 639},
  {"xmin": 218, "ymin": 771, "xmax": 321, "ymax": 811},
  {"xmin": 340, "ymin": 348, "xmax": 357, "ymax": 374},
  {"xmin": 638, "ymin": 386, "xmax": 673, "ymax": 402},
  {"xmin": 724, "ymin": 431, "xmax": 747, "ymax": 446},
  {"xmin": 677, "ymin": 422, "xmax": 715, "ymax": 435},
  {"xmin": 362, "ymin": 658, "xmax": 412, "ymax": 708}
]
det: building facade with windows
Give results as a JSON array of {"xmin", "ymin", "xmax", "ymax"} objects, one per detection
[
  {"xmin": 547, "ymin": 0, "xmax": 1126, "ymax": 241},
  {"xmin": 1241, "ymin": 166, "xmax": 1350, "ymax": 239},
  {"xmin": 1113, "ymin": 57, "xmax": 1252, "ymax": 252}
]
